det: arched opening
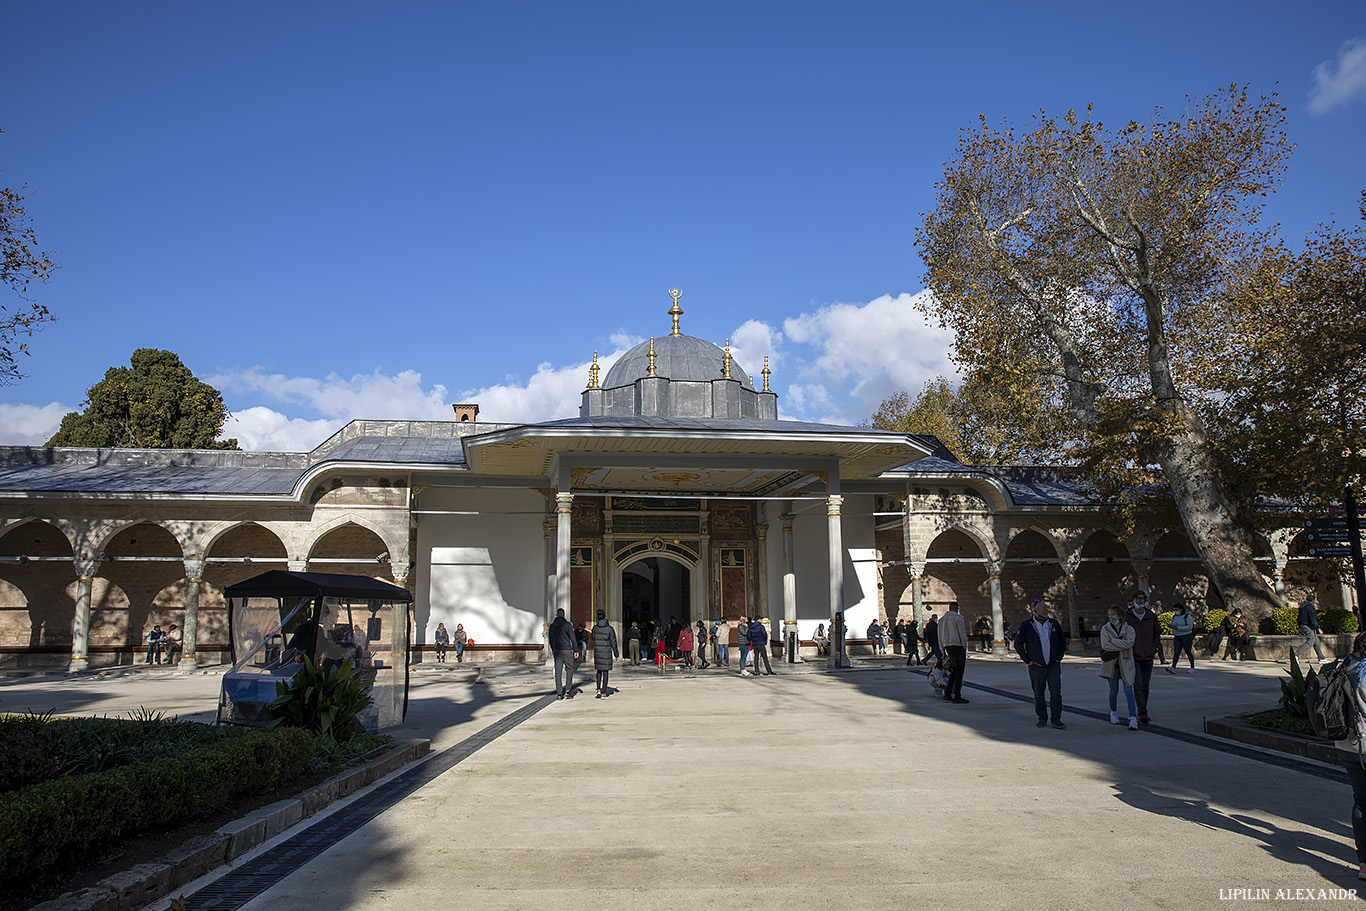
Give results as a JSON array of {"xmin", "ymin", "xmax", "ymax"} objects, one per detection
[
  {"xmin": 0, "ymin": 520, "xmax": 75, "ymax": 655},
  {"xmin": 307, "ymin": 523, "xmax": 394, "ymax": 583},
  {"xmin": 1001, "ymin": 529, "xmax": 1065, "ymax": 632},
  {"xmin": 100, "ymin": 522, "xmax": 185, "ymax": 661},
  {"xmin": 921, "ymin": 528, "xmax": 990, "ymax": 627},
  {"xmin": 1075, "ymin": 530, "xmax": 1133, "ymax": 636},
  {"xmin": 621, "ymin": 556, "xmax": 691, "ymax": 629},
  {"xmin": 201, "ymin": 523, "xmax": 290, "ymax": 651}
]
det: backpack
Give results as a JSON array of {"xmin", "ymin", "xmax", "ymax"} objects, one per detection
[{"xmin": 1306, "ymin": 660, "xmax": 1361, "ymax": 742}]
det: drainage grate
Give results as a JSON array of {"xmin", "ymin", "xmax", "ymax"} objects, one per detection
[{"xmin": 187, "ymin": 693, "xmax": 556, "ymax": 910}]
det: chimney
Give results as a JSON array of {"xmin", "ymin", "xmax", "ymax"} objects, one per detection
[{"xmin": 452, "ymin": 403, "xmax": 480, "ymax": 423}]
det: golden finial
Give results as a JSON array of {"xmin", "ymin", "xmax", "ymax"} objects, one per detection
[
  {"xmin": 647, "ymin": 338, "xmax": 657, "ymax": 377},
  {"xmin": 587, "ymin": 350, "xmax": 600, "ymax": 389},
  {"xmin": 722, "ymin": 339, "xmax": 732, "ymax": 379},
  {"xmin": 761, "ymin": 355, "xmax": 771, "ymax": 392},
  {"xmin": 668, "ymin": 288, "xmax": 683, "ymax": 336}
]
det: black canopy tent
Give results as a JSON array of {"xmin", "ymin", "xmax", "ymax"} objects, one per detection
[{"xmin": 219, "ymin": 570, "xmax": 412, "ymax": 730}]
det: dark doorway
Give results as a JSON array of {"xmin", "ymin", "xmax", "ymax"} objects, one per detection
[{"xmin": 621, "ymin": 557, "xmax": 690, "ymax": 631}]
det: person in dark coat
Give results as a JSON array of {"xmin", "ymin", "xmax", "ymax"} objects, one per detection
[
  {"xmin": 1125, "ymin": 593, "xmax": 1160, "ymax": 725},
  {"xmin": 904, "ymin": 619, "xmax": 921, "ymax": 665},
  {"xmin": 1295, "ymin": 597, "xmax": 1328, "ymax": 664},
  {"xmin": 925, "ymin": 613, "xmax": 941, "ymax": 665},
  {"xmin": 591, "ymin": 610, "xmax": 619, "ymax": 698},
  {"xmin": 549, "ymin": 608, "xmax": 578, "ymax": 699},
  {"xmin": 1015, "ymin": 599, "xmax": 1069, "ymax": 729},
  {"xmin": 748, "ymin": 617, "xmax": 774, "ymax": 676}
]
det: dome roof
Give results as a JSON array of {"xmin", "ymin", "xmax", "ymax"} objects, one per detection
[{"xmin": 603, "ymin": 334, "xmax": 752, "ymax": 389}]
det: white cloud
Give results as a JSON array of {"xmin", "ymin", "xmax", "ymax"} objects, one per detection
[
  {"xmin": 0, "ymin": 402, "xmax": 71, "ymax": 445},
  {"xmin": 779, "ymin": 291, "xmax": 956, "ymax": 423},
  {"xmin": 1309, "ymin": 37, "xmax": 1366, "ymax": 115},
  {"xmin": 728, "ymin": 319, "xmax": 782, "ymax": 386},
  {"xmin": 210, "ymin": 368, "xmax": 453, "ymax": 421},
  {"xmin": 222, "ymin": 407, "xmax": 343, "ymax": 453}
]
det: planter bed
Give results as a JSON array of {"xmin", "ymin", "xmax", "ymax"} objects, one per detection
[{"xmin": 1204, "ymin": 712, "xmax": 1339, "ymax": 764}]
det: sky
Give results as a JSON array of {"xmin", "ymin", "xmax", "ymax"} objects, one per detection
[{"xmin": 1, "ymin": 1, "xmax": 1364, "ymax": 451}]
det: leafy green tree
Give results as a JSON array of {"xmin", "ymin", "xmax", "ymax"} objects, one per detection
[
  {"xmin": 1, "ymin": 130, "xmax": 58, "ymax": 384},
  {"xmin": 868, "ymin": 373, "xmax": 1069, "ymax": 465},
  {"xmin": 46, "ymin": 349, "xmax": 239, "ymax": 449},
  {"xmin": 917, "ymin": 85, "xmax": 1289, "ymax": 615}
]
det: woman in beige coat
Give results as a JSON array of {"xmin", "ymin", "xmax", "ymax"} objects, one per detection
[{"xmin": 1100, "ymin": 605, "xmax": 1139, "ymax": 730}]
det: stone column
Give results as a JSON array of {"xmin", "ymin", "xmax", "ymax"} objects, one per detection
[
  {"xmin": 1062, "ymin": 553, "xmax": 1081, "ymax": 644},
  {"xmin": 68, "ymin": 556, "xmax": 99, "ymax": 674},
  {"xmin": 699, "ymin": 532, "xmax": 712, "ymax": 619},
  {"xmin": 910, "ymin": 561, "xmax": 925, "ymax": 628},
  {"xmin": 827, "ymin": 494, "xmax": 849, "ymax": 668},
  {"xmin": 780, "ymin": 514, "xmax": 796, "ymax": 636},
  {"xmin": 555, "ymin": 492, "xmax": 573, "ymax": 621},
  {"xmin": 389, "ymin": 562, "xmax": 412, "ymax": 666},
  {"xmin": 988, "ymin": 561, "xmax": 1007, "ymax": 656},
  {"xmin": 180, "ymin": 558, "xmax": 205, "ymax": 672},
  {"xmin": 543, "ymin": 517, "xmax": 555, "ymax": 657}
]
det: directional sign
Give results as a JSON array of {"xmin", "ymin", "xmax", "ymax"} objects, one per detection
[
  {"xmin": 1308, "ymin": 544, "xmax": 1353, "ymax": 558},
  {"xmin": 1307, "ymin": 529, "xmax": 1351, "ymax": 543},
  {"xmin": 1306, "ymin": 517, "xmax": 1351, "ymax": 529}
]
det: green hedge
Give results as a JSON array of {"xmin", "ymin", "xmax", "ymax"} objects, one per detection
[
  {"xmin": 1269, "ymin": 606, "xmax": 1299, "ymax": 636},
  {"xmin": 1200, "ymin": 609, "xmax": 1229, "ymax": 634},
  {"xmin": 1157, "ymin": 611, "xmax": 1175, "ymax": 635},
  {"xmin": 1321, "ymin": 609, "xmax": 1359, "ymax": 635},
  {"xmin": 0, "ymin": 727, "xmax": 313, "ymax": 884}
]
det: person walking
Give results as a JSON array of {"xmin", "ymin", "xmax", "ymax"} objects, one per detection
[
  {"xmin": 925, "ymin": 613, "xmax": 942, "ymax": 665},
  {"xmin": 549, "ymin": 608, "xmax": 578, "ymax": 699},
  {"xmin": 904, "ymin": 619, "xmax": 921, "ymax": 665},
  {"xmin": 1333, "ymin": 631, "xmax": 1366, "ymax": 881},
  {"xmin": 939, "ymin": 601, "xmax": 969, "ymax": 703},
  {"xmin": 1167, "ymin": 602, "xmax": 1196, "ymax": 675},
  {"xmin": 748, "ymin": 617, "xmax": 774, "ymax": 676},
  {"xmin": 591, "ymin": 610, "xmax": 619, "ymax": 698},
  {"xmin": 695, "ymin": 620, "xmax": 710, "ymax": 669},
  {"xmin": 713, "ymin": 619, "xmax": 730, "ymax": 666},
  {"xmin": 433, "ymin": 622, "xmax": 449, "ymax": 663},
  {"xmin": 1126, "ymin": 593, "xmax": 1160, "ymax": 725},
  {"xmin": 737, "ymin": 615, "xmax": 752, "ymax": 674},
  {"xmin": 627, "ymin": 622, "xmax": 642, "ymax": 665},
  {"xmin": 1296, "ymin": 598, "xmax": 1330, "ymax": 665},
  {"xmin": 1100, "ymin": 605, "xmax": 1140, "ymax": 730},
  {"xmin": 678, "ymin": 624, "xmax": 695, "ymax": 669},
  {"xmin": 452, "ymin": 623, "xmax": 468, "ymax": 663},
  {"xmin": 1015, "ymin": 599, "xmax": 1068, "ymax": 729}
]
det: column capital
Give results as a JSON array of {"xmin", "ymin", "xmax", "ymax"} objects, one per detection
[
  {"xmin": 390, "ymin": 562, "xmax": 411, "ymax": 586},
  {"xmin": 183, "ymin": 558, "xmax": 206, "ymax": 580},
  {"xmin": 827, "ymin": 495, "xmax": 843, "ymax": 517},
  {"xmin": 909, "ymin": 560, "xmax": 926, "ymax": 579},
  {"xmin": 288, "ymin": 560, "xmax": 308, "ymax": 573},
  {"xmin": 986, "ymin": 561, "xmax": 1003, "ymax": 578},
  {"xmin": 781, "ymin": 513, "xmax": 795, "ymax": 531},
  {"xmin": 555, "ymin": 491, "xmax": 574, "ymax": 513},
  {"xmin": 73, "ymin": 558, "xmax": 100, "ymax": 578}
]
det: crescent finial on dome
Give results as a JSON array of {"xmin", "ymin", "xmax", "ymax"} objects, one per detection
[
  {"xmin": 668, "ymin": 288, "xmax": 683, "ymax": 336},
  {"xmin": 587, "ymin": 350, "xmax": 600, "ymax": 389},
  {"xmin": 762, "ymin": 355, "xmax": 771, "ymax": 392},
  {"xmin": 722, "ymin": 339, "xmax": 732, "ymax": 379}
]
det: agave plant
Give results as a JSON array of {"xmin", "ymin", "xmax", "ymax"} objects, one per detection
[{"xmin": 267, "ymin": 656, "xmax": 371, "ymax": 743}]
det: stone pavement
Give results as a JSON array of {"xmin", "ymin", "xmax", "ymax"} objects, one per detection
[{"xmin": 3, "ymin": 655, "xmax": 1362, "ymax": 909}]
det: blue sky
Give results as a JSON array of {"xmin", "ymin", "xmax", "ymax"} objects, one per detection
[{"xmin": 2, "ymin": 2, "xmax": 1364, "ymax": 450}]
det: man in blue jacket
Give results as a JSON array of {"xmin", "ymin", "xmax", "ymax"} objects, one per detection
[{"xmin": 1015, "ymin": 599, "xmax": 1068, "ymax": 729}]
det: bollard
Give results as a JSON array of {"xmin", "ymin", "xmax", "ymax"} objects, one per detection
[{"xmin": 787, "ymin": 629, "xmax": 797, "ymax": 663}]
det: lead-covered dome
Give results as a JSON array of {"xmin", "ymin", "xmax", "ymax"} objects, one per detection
[{"xmin": 603, "ymin": 334, "xmax": 752, "ymax": 389}]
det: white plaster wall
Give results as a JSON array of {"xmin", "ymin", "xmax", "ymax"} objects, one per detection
[
  {"xmin": 788, "ymin": 496, "xmax": 877, "ymax": 640},
  {"xmin": 414, "ymin": 487, "xmax": 546, "ymax": 645}
]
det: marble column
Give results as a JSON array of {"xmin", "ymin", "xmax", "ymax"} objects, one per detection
[
  {"xmin": 827, "ymin": 494, "xmax": 849, "ymax": 668},
  {"xmin": 988, "ymin": 561, "xmax": 1007, "ymax": 656},
  {"xmin": 555, "ymin": 492, "xmax": 573, "ymax": 621},
  {"xmin": 543, "ymin": 517, "xmax": 555, "ymax": 657},
  {"xmin": 910, "ymin": 561, "xmax": 925, "ymax": 628},
  {"xmin": 781, "ymin": 514, "xmax": 796, "ymax": 649},
  {"xmin": 68, "ymin": 556, "xmax": 99, "ymax": 674},
  {"xmin": 180, "ymin": 558, "xmax": 205, "ymax": 672},
  {"xmin": 389, "ymin": 562, "xmax": 412, "ymax": 666}
]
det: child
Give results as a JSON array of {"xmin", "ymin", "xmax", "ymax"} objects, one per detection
[{"xmin": 928, "ymin": 653, "xmax": 950, "ymax": 696}]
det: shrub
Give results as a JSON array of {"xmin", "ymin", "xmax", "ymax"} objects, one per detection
[
  {"xmin": 1200, "ymin": 609, "xmax": 1229, "ymax": 634},
  {"xmin": 1249, "ymin": 708, "xmax": 1317, "ymax": 738},
  {"xmin": 1321, "ymin": 609, "xmax": 1359, "ymax": 635},
  {"xmin": 1269, "ymin": 606, "xmax": 1299, "ymax": 636},
  {"xmin": 0, "ymin": 727, "xmax": 313, "ymax": 884},
  {"xmin": 1277, "ymin": 654, "xmax": 1341, "ymax": 721},
  {"xmin": 1157, "ymin": 611, "xmax": 1175, "ymax": 635},
  {"xmin": 268, "ymin": 657, "xmax": 372, "ymax": 743}
]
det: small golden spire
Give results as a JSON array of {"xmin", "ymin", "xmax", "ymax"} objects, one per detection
[
  {"xmin": 668, "ymin": 288, "xmax": 683, "ymax": 336},
  {"xmin": 761, "ymin": 355, "xmax": 771, "ymax": 392},
  {"xmin": 722, "ymin": 339, "xmax": 732, "ymax": 379},
  {"xmin": 587, "ymin": 350, "xmax": 600, "ymax": 389},
  {"xmin": 647, "ymin": 338, "xmax": 657, "ymax": 377}
]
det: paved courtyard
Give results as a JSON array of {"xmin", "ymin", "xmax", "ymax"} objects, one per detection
[{"xmin": 2, "ymin": 655, "xmax": 1361, "ymax": 909}]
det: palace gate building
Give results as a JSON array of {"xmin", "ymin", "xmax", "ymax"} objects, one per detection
[{"xmin": 0, "ymin": 299, "xmax": 1353, "ymax": 670}]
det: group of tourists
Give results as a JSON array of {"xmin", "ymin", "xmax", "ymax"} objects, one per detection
[{"xmin": 431, "ymin": 622, "xmax": 468, "ymax": 663}]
